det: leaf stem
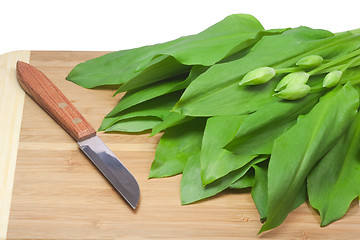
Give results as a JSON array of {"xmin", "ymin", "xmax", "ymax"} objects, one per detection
[
  {"xmin": 275, "ymin": 67, "xmax": 301, "ymax": 74},
  {"xmin": 314, "ymin": 58, "xmax": 360, "ymax": 75},
  {"xmin": 340, "ymin": 55, "xmax": 360, "ymax": 72},
  {"xmin": 309, "ymin": 48, "xmax": 360, "ymax": 75}
]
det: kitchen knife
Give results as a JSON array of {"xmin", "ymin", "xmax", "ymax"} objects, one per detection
[{"xmin": 16, "ymin": 61, "xmax": 140, "ymax": 209}]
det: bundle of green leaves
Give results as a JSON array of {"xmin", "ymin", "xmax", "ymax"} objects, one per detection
[{"xmin": 66, "ymin": 14, "xmax": 360, "ymax": 233}]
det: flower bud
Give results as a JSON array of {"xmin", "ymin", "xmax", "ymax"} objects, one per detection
[
  {"xmin": 296, "ymin": 55, "xmax": 323, "ymax": 69},
  {"xmin": 274, "ymin": 81, "xmax": 311, "ymax": 100},
  {"xmin": 322, "ymin": 70, "xmax": 342, "ymax": 88},
  {"xmin": 239, "ymin": 67, "xmax": 275, "ymax": 86},
  {"xmin": 275, "ymin": 71, "xmax": 310, "ymax": 92}
]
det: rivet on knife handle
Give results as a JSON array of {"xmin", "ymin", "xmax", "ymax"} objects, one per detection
[
  {"xmin": 16, "ymin": 61, "xmax": 96, "ymax": 141},
  {"xmin": 16, "ymin": 61, "xmax": 140, "ymax": 209}
]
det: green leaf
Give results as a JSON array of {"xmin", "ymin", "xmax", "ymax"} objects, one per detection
[
  {"xmin": 108, "ymin": 66, "xmax": 207, "ymax": 117},
  {"xmin": 149, "ymin": 118, "xmax": 206, "ymax": 178},
  {"xmin": 105, "ymin": 116, "xmax": 162, "ymax": 133},
  {"xmin": 67, "ymin": 14, "xmax": 265, "ymax": 89},
  {"xmin": 341, "ymin": 65, "xmax": 360, "ymax": 85},
  {"xmin": 154, "ymin": 14, "xmax": 265, "ymax": 66},
  {"xmin": 225, "ymin": 93, "xmax": 319, "ymax": 155},
  {"xmin": 200, "ymin": 115, "xmax": 256, "ymax": 186},
  {"xmin": 66, "ymin": 49, "xmax": 138, "ymax": 88},
  {"xmin": 251, "ymin": 161, "xmax": 307, "ymax": 223},
  {"xmin": 99, "ymin": 91, "xmax": 182, "ymax": 131},
  {"xmin": 108, "ymin": 76, "xmax": 185, "ymax": 117},
  {"xmin": 229, "ymin": 169, "xmax": 255, "ymax": 189},
  {"xmin": 307, "ymin": 111, "xmax": 360, "ymax": 226},
  {"xmin": 259, "ymin": 83, "xmax": 359, "ymax": 233},
  {"xmin": 173, "ymin": 28, "xmax": 360, "ymax": 116},
  {"xmin": 106, "ymin": 66, "xmax": 208, "ymax": 134},
  {"xmin": 150, "ymin": 112, "xmax": 192, "ymax": 136},
  {"xmin": 115, "ymin": 55, "xmax": 190, "ymax": 92},
  {"xmin": 67, "ymin": 49, "xmax": 188, "ymax": 89},
  {"xmin": 251, "ymin": 162, "xmax": 269, "ymax": 222},
  {"xmin": 181, "ymin": 154, "xmax": 268, "ymax": 205}
]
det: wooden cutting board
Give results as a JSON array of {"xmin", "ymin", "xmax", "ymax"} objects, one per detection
[{"xmin": 2, "ymin": 51, "xmax": 360, "ymax": 240}]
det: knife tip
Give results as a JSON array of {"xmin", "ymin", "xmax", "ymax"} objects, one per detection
[
  {"xmin": 130, "ymin": 202, "xmax": 138, "ymax": 210},
  {"xmin": 128, "ymin": 186, "xmax": 140, "ymax": 210}
]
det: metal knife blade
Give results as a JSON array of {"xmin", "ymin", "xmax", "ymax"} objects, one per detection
[
  {"xmin": 78, "ymin": 136, "xmax": 139, "ymax": 209},
  {"xmin": 16, "ymin": 61, "xmax": 140, "ymax": 209}
]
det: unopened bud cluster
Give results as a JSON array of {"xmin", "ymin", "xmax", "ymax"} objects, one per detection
[{"xmin": 239, "ymin": 54, "xmax": 343, "ymax": 100}]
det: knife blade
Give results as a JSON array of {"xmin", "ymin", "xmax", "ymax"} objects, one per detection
[{"xmin": 16, "ymin": 61, "xmax": 140, "ymax": 209}]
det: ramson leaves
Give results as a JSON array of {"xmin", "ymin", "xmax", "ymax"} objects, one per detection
[
  {"xmin": 260, "ymin": 83, "xmax": 359, "ymax": 233},
  {"xmin": 307, "ymin": 111, "xmax": 360, "ymax": 227},
  {"xmin": 173, "ymin": 30, "xmax": 360, "ymax": 116},
  {"xmin": 149, "ymin": 118, "xmax": 206, "ymax": 178},
  {"xmin": 200, "ymin": 115, "xmax": 256, "ymax": 185},
  {"xmin": 66, "ymin": 14, "xmax": 360, "ymax": 234},
  {"xmin": 67, "ymin": 14, "xmax": 265, "ymax": 89}
]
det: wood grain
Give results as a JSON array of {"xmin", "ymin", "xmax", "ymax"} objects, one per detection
[
  {"xmin": 5, "ymin": 51, "xmax": 360, "ymax": 240},
  {"xmin": 0, "ymin": 51, "xmax": 30, "ymax": 240},
  {"xmin": 16, "ymin": 61, "xmax": 96, "ymax": 142}
]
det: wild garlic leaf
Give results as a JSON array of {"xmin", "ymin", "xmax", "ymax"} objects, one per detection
[
  {"xmin": 172, "ymin": 27, "xmax": 332, "ymax": 116},
  {"xmin": 149, "ymin": 118, "xmax": 206, "ymax": 178},
  {"xmin": 150, "ymin": 112, "xmax": 192, "ymax": 136},
  {"xmin": 307, "ymin": 111, "xmax": 360, "ymax": 227},
  {"xmin": 200, "ymin": 115, "xmax": 256, "ymax": 186},
  {"xmin": 181, "ymin": 154, "xmax": 268, "ymax": 205},
  {"xmin": 115, "ymin": 56, "xmax": 190, "ymax": 92},
  {"xmin": 67, "ymin": 49, "xmax": 189, "ymax": 89},
  {"xmin": 107, "ymin": 66, "xmax": 207, "ymax": 117},
  {"xmin": 67, "ymin": 14, "xmax": 264, "ymax": 89},
  {"xmin": 104, "ymin": 66, "xmax": 207, "ymax": 134},
  {"xmin": 260, "ymin": 83, "xmax": 359, "ymax": 233},
  {"xmin": 251, "ymin": 162, "xmax": 269, "ymax": 222},
  {"xmin": 107, "ymin": 76, "xmax": 185, "ymax": 117},
  {"xmin": 118, "ymin": 29, "xmax": 288, "ymax": 93},
  {"xmin": 229, "ymin": 169, "xmax": 255, "ymax": 189},
  {"xmin": 99, "ymin": 91, "xmax": 182, "ymax": 131},
  {"xmin": 64, "ymin": 14, "xmax": 360, "ymax": 233},
  {"xmin": 157, "ymin": 14, "xmax": 265, "ymax": 66},
  {"xmin": 225, "ymin": 92, "xmax": 320, "ymax": 155},
  {"xmin": 340, "ymin": 65, "xmax": 360, "ymax": 85},
  {"xmin": 66, "ymin": 49, "xmax": 138, "ymax": 88},
  {"xmin": 172, "ymin": 28, "xmax": 360, "ymax": 116},
  {"xmin": 105, "ymin": 116, "xmax": 162, "ymax": 133},
  {"xmin": 251, "ymin": 161, "xmax": 307, "ymax": 223}
]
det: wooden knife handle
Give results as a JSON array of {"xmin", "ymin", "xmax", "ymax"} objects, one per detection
[{"xmin": 16, "ymin": 61, "xmax": 96, "ymax": 142}]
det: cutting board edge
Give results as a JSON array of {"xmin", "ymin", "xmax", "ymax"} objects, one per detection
[{"xmin": 0, "ymin": 50, "xmax": 30, "ymax": 240}]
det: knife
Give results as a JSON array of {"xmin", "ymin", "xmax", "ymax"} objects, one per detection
[{"xmin": 16, "ymin": 61, "xmax": 140, "ymax": 209}]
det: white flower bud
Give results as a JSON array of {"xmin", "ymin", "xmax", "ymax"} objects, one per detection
[
  {"xmin": 239, "ymin": 67, "xmax": 275, "ymax": 86},
  {"xmin": 274, "ymin": 81, "xmax": 311, "ymax": 100},
  {"xmin": 322, "ymin": 70, "xmax": 342, "ymax": 88},
  {"xmin": 275, "ymin": 71, "xmax": 310, "ymax": 92},
  {"xmin": 296, "ymin": 55, "xmax": 323, "ymax": 69}
]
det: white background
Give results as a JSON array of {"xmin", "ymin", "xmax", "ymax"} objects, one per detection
[{"xmin": 1, "ymin": 0, "xmax": 359, "ymax": 55}]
